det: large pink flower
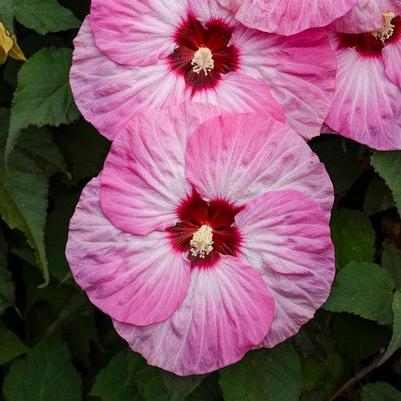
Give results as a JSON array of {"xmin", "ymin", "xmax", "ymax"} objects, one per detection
[
  {"xmin": 217, "ymin": 0, "xmax": 358, "ymax": 35},
  {"xmin": 326, "ymin": 2, "xmax": 401, "ymax": 150},
  {"xmin": 66, "ymin": 106, "xmax": 335, "ymax": 375},
  {"xmin": 69, "ymin": 0, "xmax": 337, "ymax": 141}
]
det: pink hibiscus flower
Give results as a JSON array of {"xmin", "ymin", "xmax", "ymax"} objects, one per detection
[
  {"xmin": 69, "ymin": 0, "xmax": 337, "ymax": 141},
  {"xmin": 326, "ymin": 0, "xmax": 401, "ymax": 150},
  {"xmin": 217, "ymin": 0, "xmax": 358, "ymax": 35},
  {"xmin": 66, "ymin": 106, "xmax": 335, "ymax": 375}
]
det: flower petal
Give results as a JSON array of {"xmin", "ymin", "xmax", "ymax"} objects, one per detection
[
  {"xmin": 235, "ymin": 190, "xmax": 335, "ymax": 348},
  {"xmin": 70, "ymin": 19, "xmax": 285, "ymax": 140},
  {"xmin": 383, "ymin": 35, "xmax": 401, "ymax": 87},
  {"xmin": 114, "ymin": 255, "xmax": 275, "ymax": 376},
  {"xmin": 334, "ymin": 0, "xmax": 401, "ymax": 33},
  {"xmin": 218, "ymin": 0, "xmax": 357, "ymax": 35},
  {"xmin": 70, "ymin": 18, "xmax": 187, "ymax": 140},
  {"xmin": 193, "ymin": 72, "xmax": 285, "ymax": 123},
  {"xmin": 100, "ymin": 103, "xmax": 220, "ymax": 236},
  {"xmin": 66, "ymin": 177, "xmax": 191, "ymax": 326},
  {"xmin": 90, "ymin": 0, "xmax": 187, "ymax": 66},
  {"xmin": 232, "ymin": 26, "xmax": 336, "ymax": 139},
  {"xmin": 185, "ymin": 113, "xmax": 334, "ymax": 218},
  {"xmin": 325, "ymin": 37, "xmax": 401, "ymax": 150}
]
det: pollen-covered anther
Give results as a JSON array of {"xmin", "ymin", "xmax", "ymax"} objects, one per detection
[
  {"xmin": 190, "ymin": 225, "xmax": 214, "ymax": 258},
  {"xmin": 191, "ymin": 47, "xmax": 215, "ymax": 75},
  {"xmin": 372, "ymin": 12, "xmax": 396, "ymax": 43}
]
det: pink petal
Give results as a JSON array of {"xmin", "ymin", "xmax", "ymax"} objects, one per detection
[
  {"xmin": 235, "ymin": 190, "xmax": 335, "ymax": 348},
  {"xmin": 232, "ymin": 26, "xmax": 336, "ymax": 139},
  {"xmin": 114, "ymin": 255, "xmax": 275, "ymax": 376},
  {"xmin": 70, "ymin": 19, "xmax": 285, "ymax": 140},
  {"xmin": 325, "ymin": 37, "xmax": 401, "ymax": 150},
  {"xmin": 383, "ymin": 36, "xmax": 401, "ymax": 87},
  {"xmin": 189, "ymin": 0, "xmax": 235, "ymax": 22},
  {"xmin": 335, "ymin": 0, "xmax": 401, "ymax": 33},
  {"xmin": 90, "ymin": 0, "xmax": 187, "ymax": 66},
  {"xmin": 100, "ymin": 104, "xmax": 221, "ymax": 236},
  {"xmin": 218, "ymin": 0, "xmax": 357, "ymax": 35},
  {"xmin": 185, "ymin": 113, "xmax": 334, "ymax": 218},
  {"xmin": 70, "ymin": 18, "xmax": 185, "ymax": 141},
  {"xmin": 66, "ymin": 178, "xmax": 191, "ymax": 326},
  {"xmin": 193, "ymin": 72, "xmax": 285, "ymax": 123}
]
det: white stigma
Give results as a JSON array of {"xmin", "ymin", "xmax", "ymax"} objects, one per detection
[
  {"xmin": 190, "ymin": 225, "xmax": 214, "ymax": 259},
  {"xmin": 372, "ymin": 12, "xmax": 396, "ymax": 43},
  {"xmin": 191, "ymin": 47, "xmax": 215, "ymax": 76}
]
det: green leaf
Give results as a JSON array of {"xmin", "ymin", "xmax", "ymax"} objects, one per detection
[
  {"xmin": 0, "ymin": 228, "xmax": 15, "ymax": 313},
  {"xmin": 7, "ymin": 47, "xmax": 80, "ymax": 157},
  {"xmin": 0, "ymin": 109, "xmax": 49, "ymax": 284},
  {"xmin": 331, "ymin": 209, "xmax": 375, "ymax": 269},
  {"xmin": 380, "ymin": 291, "xmax": 401, "ymax": 365},
  {"xmin": 0, "ymin": 329, "xmax": 28, "ymax": 365},
  {"xmin": 362, "ymin": 382, "xmax": 401, "ymax": 401},
  {"xmin": 371, "ymin": 151, "xmax": 401, "ymax": 216},
  {"xmin": 17, "ymin": 127, "xmax": 68, "ymax": 176},
  {"xmin": 219, "ymin": 343, "xmax": 302, "ymax": 401},
  {"xmin": 163, "ymin": 372, "xmax": 206, "ymax": 401},
  {"xmin": 364, "ymin": 176, "xmax": 395, "ymax": 215},
  {"xmin": 324, "ymin": 262, "xmax": 394, "ymax": 324},
  {"xmin": 128, "ymin": 353, "xmax": 168, "ymax": 401},
  {"xmin": 382, "ymin": 243, "xmax": 401, "ymax": 290},
  {"xmin": 91, "ymin": 351, "xmax": 140, "ymax": 401},
  {"xmin": 0, "ymin": 0, "xmax": 14, "ymax": 32},
  {"xmin": 3, "ymin": 337, "xmax": 82, "ymax": 401},
  {"xmin": 331, "ymin": 314, "xmax": 390, "ymax": 364},
  {"xmin": 13, "ymin": 0, "xmax": 80, "ymax": 35}
]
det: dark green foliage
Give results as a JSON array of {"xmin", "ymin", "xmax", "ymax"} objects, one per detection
[{"xmin": 1, "ymin": 3, "xmax": 401, "ymax": 401}]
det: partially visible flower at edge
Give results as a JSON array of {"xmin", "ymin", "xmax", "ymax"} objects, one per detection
[
  {"xmin": 66, "ymin": 105, "xmax": 335, "ymax": 376},
  {"xmin": 325, "ymin": 0, "xmax": 401, "ymax": 150},
  {"xmin": 0, "ymin": 22, "xmax": 26, "ymax": 65}
]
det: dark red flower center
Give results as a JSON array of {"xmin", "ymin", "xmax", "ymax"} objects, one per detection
[
  {"xmin": 168, "ymin": 14, "xmax": 240, "ymax": 94},
  {"xmin": 167, "ymin": 188, "xmax": 243, "ymax": 267},
  {"xmin": 339, "ymin": 14, "xmax": 401, "ymax": 57}
]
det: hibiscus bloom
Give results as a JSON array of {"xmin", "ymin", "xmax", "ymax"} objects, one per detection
[
  {"xmin": 217, "ymin": 0, "xmax": 358, "ymax": 35},
  {"xmin": 326, "ymin": 0, "xmax": 401, "ymax": 150},
  {"xmin": 66, "ymin": 106, "xmax": 335, "ymax": 375},
  {"xmin": 70, "ymin": 0, "xmax": 336, "ymax": 141}
]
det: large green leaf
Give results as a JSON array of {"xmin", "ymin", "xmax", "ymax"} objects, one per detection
[
  {"xmin": 364, "ymin": 176, "xmax": 395, "ymax": 215},
  {"xmin": 371, "ymin": 152, "xmax": 401, "ymax": 215},
  {"xmin": 163, "ymin": 373, "xmax": 206, "ymax": 401},
  {"xmin": 3, "ymin": 337, "xmax": 82, "ymax": 401},
  {"xmin": 0, "ymin": 0, "xmax": 14, "ymax": 32},
  {"xmin": 331, "ymin": 209, "xmax": 375, "ymax": 269},
  {"xmin": 0, "ymin": 329, "xmax": 29, "ymax": 365},
  {"xmin": 362, "ymin": 382, "xmax": 401, "ymax": 401},
  {"xmin": 324, "ymin": 262, "xmax": 394, "ymax": 324},
  {"xmin": 91, "ymin": 351, "xmax": 140, "ymax": 401},
  {"xmin": 127, "ymin": 353, "xmax": 168, "ymax": 401},
  {"xmin": 0, "ymin": 228, "xmax": 15, "ymax": 313},
  {"xmin": 382, "ymin": 243, "xmax": 401, "ymax": 290},
  {"xmin": 380, "ymin": 291, "xmax": 401, "ymax": 365},
  {"xmin": 219, "ymin": 343, "xmax": 302, "ymax": 401},
  {"xmin": 13, "ymin": 0, "xmax": 80, "ymax": 35},
  {"xmin": 0, "ymin": 109, "xmax": 49, "ymax": 284},
  {"xmin": 7, "ymin": 47, "xmax": 80, "ymax": 157}
]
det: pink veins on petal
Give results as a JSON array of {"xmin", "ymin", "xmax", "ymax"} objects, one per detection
[{"xmin": 169, "ymin": 15, "xmax": 239, "ymax": 93}]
